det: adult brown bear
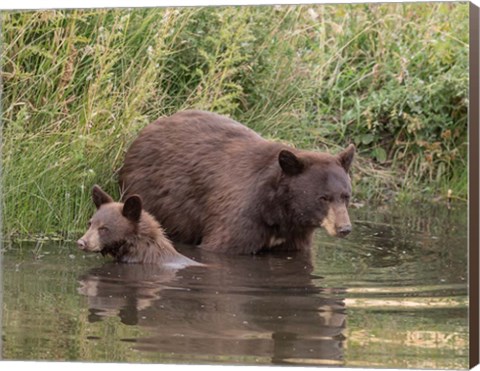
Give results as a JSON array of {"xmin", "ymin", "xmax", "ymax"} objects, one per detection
[{"xmin": 119, "ymin": 110, "xmax": 355, "ymax": 254}]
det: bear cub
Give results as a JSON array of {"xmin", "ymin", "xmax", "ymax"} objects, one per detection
[{"xmin": 77, "ymin": 185, "xmax": 202, "ymax": 268}]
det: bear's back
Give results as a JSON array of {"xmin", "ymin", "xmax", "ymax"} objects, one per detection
[
  {"xmin": 119, "ymin": 110, "xmax": 280, "ymax": 245},
  {"xmin": 150, "ymin": 110, "xmax": 263, "ymax": 145}
]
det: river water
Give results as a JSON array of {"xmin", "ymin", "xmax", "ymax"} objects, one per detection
[{"xmin": 1, "ymin": 202, "xmax": 469, "ymax": 368}]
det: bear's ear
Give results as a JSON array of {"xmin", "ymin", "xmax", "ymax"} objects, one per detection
[
  {"xmin": 92, "ymin": 185, "xmax": 114, "ymax": 209},
  {"xmin": 122, "ymin": 195, "xmax": 142, "ymax": 223},
  {"xmin": 337, "ymin": 144, "xmax": 355, "ymax": 173},
  {"xmin": 279, "ymin": 150, "xmax": 305, "ymax": 176}
]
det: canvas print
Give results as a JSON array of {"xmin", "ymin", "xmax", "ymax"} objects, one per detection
[{"xmin": 0, "ymin": 2, "xmax": 471, "ymax": 369}]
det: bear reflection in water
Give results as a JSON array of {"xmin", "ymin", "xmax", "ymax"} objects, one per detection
[
  {"xmin": 78, "ymin": 247, "xmax": 346, "ymax": 365},
  {"xmin": 78, "ymin": 262, "xmax": 179, "ymax": 325}
]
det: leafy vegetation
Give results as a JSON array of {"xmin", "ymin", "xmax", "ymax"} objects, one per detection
[{"xmin": 1, "ymin": 3, "xmax": 468, "ymax": 238}]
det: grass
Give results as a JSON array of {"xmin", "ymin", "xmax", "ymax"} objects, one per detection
[{"xmin": 1, "ymin": 3, "xmax": 469, "ymax": 239}]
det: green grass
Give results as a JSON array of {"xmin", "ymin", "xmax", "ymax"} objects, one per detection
[{"xmin": 1, "ymin": 4, "xmax": 469, "ymax": 239}]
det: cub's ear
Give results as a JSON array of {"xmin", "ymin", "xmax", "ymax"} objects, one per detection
[
  {"xmin": 279, "ymin": 150, "xmax": 305, "ymax": 176},
  {"xmin": 92, "ymin": 185, "xmax": 114, "ymax": 209},
  {"xmin": 337, "ymin": 144, "xmax": 355, "ymax": 173},
  {"xmin": 122, "ymin": 195, "xmax": 142, "ymax": 223}
]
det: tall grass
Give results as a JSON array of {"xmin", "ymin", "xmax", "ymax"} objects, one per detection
[{"xmin": 1, "ymin": 4, "xmax": 468, "ymax": 239}]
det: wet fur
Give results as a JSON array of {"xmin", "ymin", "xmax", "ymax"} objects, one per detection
[{"xmin": 97, "ymin": 208, "xmax": 189, "ymax": 266}]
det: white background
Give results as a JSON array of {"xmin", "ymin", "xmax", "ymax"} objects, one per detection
[{"xmin": 0, "ymin": 0, "xmax": 479, "ymax": 10}]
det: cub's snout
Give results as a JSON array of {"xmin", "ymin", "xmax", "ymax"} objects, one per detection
[
  {"xmin": 77, "ymin": 238, "xmax": 86, "ymax": 250},
  {"xmin": 76, "ymin": 229, "xmax": 101, "ymax": 252}
]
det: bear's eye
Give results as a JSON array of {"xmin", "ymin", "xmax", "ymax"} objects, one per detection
[
  {"xmin": 342, "ymin": 194, "xmax": 351, "ymax": 203},
  {"xmin": 98, "ymin": 226, "xmax": 109, "ymax": 232},
  {"xmin": 318, "ymin": 195, "xmax": 330, "ymax": 202},
  {"xmin": 87, "ymin": 221, "xmax": 92, "ymax": 228}
]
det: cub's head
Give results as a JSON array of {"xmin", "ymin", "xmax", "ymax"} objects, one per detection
[
  {"xmin": 77, "ymin": 185, "xmax": 143, "ymax": 254},
  {"xmin": 278, "ymin": 144, "xmax": 355, "ymax": 238}
]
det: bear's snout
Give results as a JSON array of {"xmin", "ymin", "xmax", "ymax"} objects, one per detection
[
  {"xmin": 320, "ymin": 203, "xmax": 352, "ymax": 238},
  {"xmin": 336, "ymin": 224, "xmax": 352, "ymax": 238},
  {"xmin": 76, "ymin": 230, "xmax": 102, "ymax": 252},
  {"xmin": 77, "ymin": 238, "xmax": 87, "ymax": 250}
]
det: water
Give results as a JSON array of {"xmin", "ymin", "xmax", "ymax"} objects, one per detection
[{"xmin": 1, "ymin": 202, "xmax": 469, "ymax": 368}]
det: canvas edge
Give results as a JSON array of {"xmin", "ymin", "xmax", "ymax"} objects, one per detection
[{"xmin": 469, "ymin": 1, "xmax": 480, "ymax": 369}]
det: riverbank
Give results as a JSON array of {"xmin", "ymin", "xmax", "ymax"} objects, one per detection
[{"xmin": 1, "ymin": 3, "xmax": 468, "ymax": 238}]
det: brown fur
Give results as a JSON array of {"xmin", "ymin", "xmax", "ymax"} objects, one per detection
[
  {"xmin": 119, "ymin": 110, "xmax": 355, "ymax": 254},
  {"xmin": 77, "ymin": 185, "xmax": 203, "ymax": 268}
]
